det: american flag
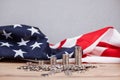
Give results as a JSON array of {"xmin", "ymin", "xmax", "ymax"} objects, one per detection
[
  {"xmin": 50, "ymin": 26, "xmax": 120, "ymax": 63},
  {"xmin": 0, "ymin": 24, "xmax": 120, "ymax": 63},
  {"xmin": 0, "ymin": 24, "xmax": 74, "ymax": 61},
  {"xmin": 0, "ymin": 24, "xmax": 52, "ymax": 60}
]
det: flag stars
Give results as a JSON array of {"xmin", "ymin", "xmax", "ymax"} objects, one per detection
[
  {"xmin": 45, "ymin": 36, "xmax": 49, "ymax": 43},
  {"xmin": 13, "ymin": 24, "xmax": 22, "ymax": 28},
  {"xmin": 13, "ymin": 49, "xmax": 26, "ymax": 58},
  {"xmin": 30, "ymin": 42, "xmax": 43, "ymax": 50},
  {"xmin": 2, "ymin": 30, "xmax": 12, "ymax": 39},
  {"xmin": 46, "ymin": 54, "xmax": 51, "ymax": 59},
  {"xmin": 65, "ymin": 51, "xmax": 74, "ymax": 58},
  {"xmin": 17, "ymin": 38, "xmax": 29, "ymax": 46},
  {"xmin": 0, "ymin": 42, "xmax": 12, "ymax": 47},
  {"xmin": 27, "ymin": 27, "xmax": 40, "ymax": 35}
]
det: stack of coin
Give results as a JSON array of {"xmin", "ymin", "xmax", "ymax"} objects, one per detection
[
  {"xmin": 50, "ymin": 55, "xmax": 57, "ymax": 66},
  {"xmin": 62, "ymin": 54, "xmax": 69, "ymax": 66},
  {"xmin": 38, "ymin": 60, "xmax": 44, "ymax": 66},
  {"xmin": 75, "ymin": 46, "xmax": 82, "ymax": 66}
]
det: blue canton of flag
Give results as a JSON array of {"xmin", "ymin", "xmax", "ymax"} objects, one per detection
[{"xmin": 0, "ymin": 24, "xmax": 75, "ymax": 60}]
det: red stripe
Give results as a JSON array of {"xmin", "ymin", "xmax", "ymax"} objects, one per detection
[
  {"xmin": 76, "ymin": 26, "xmax": 113, "ymax": 49},
  {"xmin": 97, "ymin": 42, "xmax": 120, "ymax": 49},
  {"xmin": 101, "ymin": 48, "xmax": 120, "ymax": 58},
  {"xmin": 97, "ymin": 42, "xmax": 120, "ymax": 58},
  {"xmin": 58, "ymin": 39, "xmax": 66, "ymax": 49}
]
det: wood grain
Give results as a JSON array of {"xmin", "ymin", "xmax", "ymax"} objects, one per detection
[{"xmin": 0, "ymin": 63, "xmax": 120, "ymax": 80}]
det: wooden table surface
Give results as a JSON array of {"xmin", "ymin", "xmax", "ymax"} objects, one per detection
[{"xmin": 0, "ymin": 62, "xmax": 120, "ymax": 80}]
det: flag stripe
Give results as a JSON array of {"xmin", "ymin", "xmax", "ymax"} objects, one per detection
[
  {"xmin": 101, "ymin": 48, "xmax": 120, "ymax": 57},
  {"xmin": 51, "ymin": 26, "xmax": 120, "ymax": 63},
  {"xmin": 76, "ymin": 27, "xmax": 113, "ymax": 49},
  {"xmin": 0, "ymin": 24, "xmax": 120, "ymax": 63}
]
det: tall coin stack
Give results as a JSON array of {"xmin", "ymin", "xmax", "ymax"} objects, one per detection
[{"xmin": 75, "ymin": 46, "xmax": 82, "ymax": 67}]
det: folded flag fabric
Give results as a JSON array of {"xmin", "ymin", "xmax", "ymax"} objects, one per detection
[
  {"xmin": 0, "ymin": 24, "xmax": 74, "ymax": 60},
  {"xmin": 0, "ymin": 24, "xmax": 52, "ymax": 60},
  {"xmin": 0, "ymin": 24, "xmax": 120, "ymax": 63},
  {"xmin": 50, "ymin": 26, "xmax": 120, "ymax": 63}
]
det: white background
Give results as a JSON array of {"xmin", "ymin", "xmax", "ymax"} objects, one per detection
[{"xmin": 0, "ymin": 0, "xmax": 120, "ymax": 43}]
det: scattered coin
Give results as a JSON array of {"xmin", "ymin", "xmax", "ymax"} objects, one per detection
[{"xmin": 17, "ymin": 46, "xmax": 97, "ymax": 76}]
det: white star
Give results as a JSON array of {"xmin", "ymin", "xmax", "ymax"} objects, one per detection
[
  {"xmin": 2, "ymin": 30, "xmax": 12, "ymax": 39},
  {"xmin": 30, "ymin": 42, "xmax": 43, "ymax": 50},
  {"xmin": 46, "ymin": 54, "xmax": 50, "ymax": 59},
  {"xmin": 13, "ymin": 49, "xmax": 26, "ymax": 58},
  {"xmin": 13, "ymin": 24, "xmax": 22, "ymax": 28},
  {"xmin": 17, "ymin": 39, "xmax": 29, "ymax": 46},
  {"xmin": 47, "ymin": 55, "xmax": 56, "ymax": 59},
  {"xmin": 45, "ymin": 36, "xmax": 49, "ymax": 43},
  {"xmin": 65, "ymin": 51, "xmax": 74, "ymax": 58},
  {"xmin": 27, "ymin": 27, "xmax": 39, "ymax": 35},
  {"xmin": 0, "ymin": 42, "xmax": 12, "ymax": 47}
]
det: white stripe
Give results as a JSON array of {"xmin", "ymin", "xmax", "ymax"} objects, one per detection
[
  {"xmin": 50, "ymin": 42, "xmax": 61, "ymax": 49},
  {"xmin": 62, "ymin": 35, "xmax": 83, "ymax": 48},
  {"xmin": 102, "ymin": 29, "xmax": 120, "ymax": 47},
  {"xmin": 83, "ymin": 28, "xmax": 113, "ymax": 54},
  {"xmin": 57, "ymin": 56, "xmax": 120, "ymax": 63},
  {"xmin": 50, "ymin": 35, "xmax": 82, "ymax": 49},
  {"xmin": 82, "ymin": 56, "xmax": 120, "ymax": 63},
  {"xmin": 91, "ymin": 46, "xmax": 107, "ymax": 56}
]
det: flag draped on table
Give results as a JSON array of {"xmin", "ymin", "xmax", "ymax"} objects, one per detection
[
  {"xmin": 50, "ymin": 26, "xmax": 120, "ymax": 63},
  {"xmin": 0, "ymin": 24, "xmax": 74, "ymax": 60},
  {"xmin": 0, "ymin": 24, "xmax": 52, "ymax": 60},
  {"xmin": 0, "ymin": 24, "xmax": 120, "ymax": 63}
]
